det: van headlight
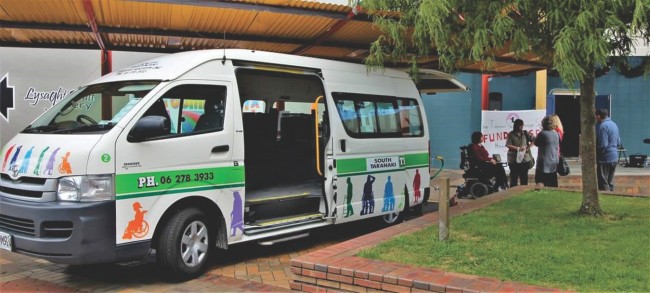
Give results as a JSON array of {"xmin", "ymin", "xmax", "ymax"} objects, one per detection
[{"xmin": 58, "ymin": 175, "xmax": 115, "ymax": 202}]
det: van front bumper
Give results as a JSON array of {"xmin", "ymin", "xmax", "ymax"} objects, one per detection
[{"xmin": 0, "ymin": 196, "xmax": 150, "ymax": 265}]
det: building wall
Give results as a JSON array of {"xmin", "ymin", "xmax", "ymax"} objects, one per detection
[
  {"xmin": 425, "ymin": 60, "xmax": 650, "ymax": 169},
  {"xmin": 0, "ymin": 47, "xmax": 164, "ymax": 147}
]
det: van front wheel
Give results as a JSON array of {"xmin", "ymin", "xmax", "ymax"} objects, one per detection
[{"xmin": 157, "ymin": 208, "xmax": 210, "ymax": 279}]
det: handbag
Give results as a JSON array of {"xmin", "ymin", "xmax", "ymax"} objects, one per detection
[
  {"xmin": 526, "ymin": 151, "xmax": 535, "ymax": 169},
  {"xmin": 555, "ymin": 131, "xmax": 569, "ymax": 176},
  {"xmin": 557, "ymin": 155, "xmax": 570, "ymax": 176}
]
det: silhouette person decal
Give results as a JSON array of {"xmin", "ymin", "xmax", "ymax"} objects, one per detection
[
  {"xmin": 19, "ymin": 146, "xmax": 34, "ymax": 174},
  {"xmin": 122, "ymin": 202, "xmax": 149, "ymax": 240},
  {"xmin": 230, "ymin": 191, "xmax": 244, "ymax": 236},
  {"xmin": 44, "ymin": 147, "xmax": 60, "ymax": 175},
  {"xmin": 361, "ymin": 175, "xmax": 376, "ymax": 215},
  {"xmin": 413, "ymin": 169, "xmax": 421, "ymax": 203},
  {"xmin": 344, "ymin": 177, "xmax": 354, "ymax": 217},
  {"xmin": 382, "ymin": 176, "xmax": 395, "ymax": 212},
  {"xmin": 34, "ymin": 146, "xmax": 50, "ymax": 175}
]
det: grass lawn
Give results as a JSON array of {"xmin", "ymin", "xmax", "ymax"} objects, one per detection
[{"xmin": 358, "ymin": 190, "xmax": 650, "ymax": 292}]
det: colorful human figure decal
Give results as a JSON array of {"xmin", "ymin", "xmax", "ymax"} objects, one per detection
[
  {"xmin": 33, "ymin": 147, "xmax": 50, "ymax": 175},
  {"xmin": 344, "ymin": 177, "xmax": 354, "ymax": 217},
  {"xmin": 230, "ymin": 191, "xmax": 244, "ymax": 236},
  {"xmin": 18, "ymin": 147, "xmax": 34, "ymax": 174},
  {"xmin": 8, "ymin": 145, "xmax": 22, "ymax": 172},
  {"xmin": 382, "ymin": 176, "xmax": 395, "ymax": 212},
  {"xmin": 2, "ymin": 145, "xmax": 15, "ymax": 171},
  {"xmin": 44, "ymin": 147, "xmax": 61, "ymax": 175},
  {"xmin": 122, "ymin": 202, "xmax": 149, "ymax": 240},
  {"xmin": 58, "ymin": 151, "xmax": 72, "ymax": 174},
  {"xmin": 361, "ymin": 175, "xmax": 375, "ymax": 215},
  {"xmin": 413, "ymin": 169, "xmax": 421, "ymax": 203}
]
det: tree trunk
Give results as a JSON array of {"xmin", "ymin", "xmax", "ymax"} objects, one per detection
[{"xmin": 578, "ymin": 68, "xmax": 603, "ymax": 216}]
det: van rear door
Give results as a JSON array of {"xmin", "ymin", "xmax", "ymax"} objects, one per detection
[{"xmin": 414, "ymin": 69, "xmax": 469, "ymax": 94}]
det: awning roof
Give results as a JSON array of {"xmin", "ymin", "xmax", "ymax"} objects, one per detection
[{"xmin": 0, "ymin": 0, "xmax": 549, "ymax": 75}]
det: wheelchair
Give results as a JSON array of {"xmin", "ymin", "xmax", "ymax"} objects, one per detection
[{"xmin": 454, "ymin": 145, "xmax": 502, "ymax": 199}]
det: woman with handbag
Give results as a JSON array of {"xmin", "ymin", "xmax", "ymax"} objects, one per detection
[
  {"xmin": 506, "ymin": 119, "xmax": 534, "ymax": 187},
  {"xmin": 534, "ymin": 116, "xmax": 561, "ymax": 187}
]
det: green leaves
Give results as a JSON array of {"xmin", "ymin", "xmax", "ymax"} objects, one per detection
[{"xmin": 361, "ymin": 0, "xmax": 650, "ymax": 82}]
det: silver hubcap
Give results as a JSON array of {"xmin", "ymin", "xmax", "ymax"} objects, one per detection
[
  {"xmin": 180, "ymin": 220, "xmax": 208, "ymax": 268},
  {"xmin": 383, "ymin": 212, "xmax": 399, "ymax": 224}
]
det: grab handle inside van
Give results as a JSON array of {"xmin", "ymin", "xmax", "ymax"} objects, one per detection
[{"xmin": 312, "ymin": 96, "xmax": 323, "ymax": 176}]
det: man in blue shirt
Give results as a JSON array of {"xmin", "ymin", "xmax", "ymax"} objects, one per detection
[{"xmin": 595, "ymin": 109, "xmax": 620, "ymax": 191}]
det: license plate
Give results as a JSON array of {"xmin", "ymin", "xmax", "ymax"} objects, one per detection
[{"xmin": 0, "ymin": 231, "xmax": 13, "ymax": 252}]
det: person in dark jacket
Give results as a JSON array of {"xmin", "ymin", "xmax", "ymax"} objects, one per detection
[
  {"xmin": 469, "ymin": 132, "xmax": 508, "ymax": 190},
  {"xmin": 506, "ymin": 119, "xmax": 534, "ymax": 187},
  {"xmin": 596, "ymin": 109, "xmax": 620, "ymax": 191}
]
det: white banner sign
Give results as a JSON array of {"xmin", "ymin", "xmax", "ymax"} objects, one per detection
[{"xmin": 481, "ymin": 110, "xmax": 546, "ymax": 167}]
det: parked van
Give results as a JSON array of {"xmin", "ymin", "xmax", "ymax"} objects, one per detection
[{"xmin": 0, "ymin": 49, "xmax": 467, "ymax": 278}]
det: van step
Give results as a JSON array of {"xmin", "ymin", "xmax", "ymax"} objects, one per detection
[
  {"xmin": 244, "ymin": 213, "xmax": 323, "ymax": 235},
  {"xmin": 245, "ymin": 192, "xmax": 310, "ymax": 206},
  {"xmin": 259, "ymin": 232, "xmax": 310, "ymax": 246},
  {"xmin": 245, "ymin": 195, "xmax": 321, "ymax": 224}
]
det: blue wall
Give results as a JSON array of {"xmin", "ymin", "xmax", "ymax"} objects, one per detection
[{"xmin": 424, "ymin": 59, "xmax": 650, "ymax": 170}]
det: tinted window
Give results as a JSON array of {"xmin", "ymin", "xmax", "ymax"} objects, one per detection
[{"xmin": 333, "ymin": 93, "xmax": 423, "ymax": 138}]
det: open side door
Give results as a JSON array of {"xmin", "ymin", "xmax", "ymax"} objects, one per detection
[{"xmin": 413, "ymin": 69, "xmax": 470, "ymax": 94}]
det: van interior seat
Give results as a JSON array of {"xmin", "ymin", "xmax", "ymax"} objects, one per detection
[
  {"xmin": 243, "ymin": 112, "xmax": 280, "ymax": 188},
  {"xmin": 194, "ymin": 98, "xmax": 224, "ymax": 132},
  {"xmin": 278, "ymin": 114, "xmax": 316, "ymax": 182}
]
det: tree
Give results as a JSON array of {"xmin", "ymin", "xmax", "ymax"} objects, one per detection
[{"xmin": 360, "ymin": 0, "xmax": 650, "ymax": 216}]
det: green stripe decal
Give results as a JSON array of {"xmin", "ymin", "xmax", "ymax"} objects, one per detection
[
  {"xmin": 404, "ymin": 153, "xmax": 429, "ymax": 167},
  {"xmin": 336, "ymin": 158, "xmax": 367, "ymax": 175},
  {"xmin": 116, "ymin": 166, "xmax": 244, "ymax": 199}
]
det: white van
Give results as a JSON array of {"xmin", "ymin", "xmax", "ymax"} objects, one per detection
[{"xmin": 0, "ymin": 49, "xmax": 467, "ymax": 278}]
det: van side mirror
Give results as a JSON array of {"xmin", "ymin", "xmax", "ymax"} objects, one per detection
[{"xmin": 128, "ymin": 116, "xmax": 170, "ymax": 142}]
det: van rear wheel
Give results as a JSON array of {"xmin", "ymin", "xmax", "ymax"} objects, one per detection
[
  {"xmin": 157, "ymin": 208, "xmax": 210, "ymax": 279},
  {"xmin": 382, "ymin": 212, "xmax": 401, "ymax": 225}
]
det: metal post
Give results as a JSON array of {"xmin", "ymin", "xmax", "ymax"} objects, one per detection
[{"xmin": 439, "ymin": 178, "xmax": 450, "ymax": 241}]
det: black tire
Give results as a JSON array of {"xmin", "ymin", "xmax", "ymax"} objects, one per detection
[
  {"xmin": 157, "ymin": 208, "xmax": 211, "ymax": 280},
  {"xmin": 470, "ymin": 182, "xmax": 489, "ymax": 198},
  {"xmin": 382, "ymin": 212, "xmax": 402, "ymax": 225}
]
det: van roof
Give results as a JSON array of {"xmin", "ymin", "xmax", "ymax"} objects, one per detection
[{"xmin": 89, "ymin": 49, "xmax": 411, "ymax": 85}]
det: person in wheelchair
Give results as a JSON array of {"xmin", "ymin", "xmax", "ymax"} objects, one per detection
[{"xmin": 467, "ymin": 131, "xmax": 508, "ymax": 190}]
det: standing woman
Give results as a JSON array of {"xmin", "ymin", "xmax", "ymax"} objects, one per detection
[
  {"xmin": 534, "ymin": 116, "xmax": 561, "ymax": 187},
  {"xmin": 549, "ymin": 114, "xmax": 564, "ymax": 140},
  {"xmin": 506, "ymin": 119, "xmax": 533, "ymax": 187}
]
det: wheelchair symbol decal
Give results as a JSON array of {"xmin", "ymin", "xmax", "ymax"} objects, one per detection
[{"xmin": 122, "ymin": 202, "xmax": 149, "ymax": 240}]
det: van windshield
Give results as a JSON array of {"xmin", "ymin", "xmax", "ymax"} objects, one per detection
[{"xmin": 23, "ymin": 81, "xmax": 160, "ymax": 134}]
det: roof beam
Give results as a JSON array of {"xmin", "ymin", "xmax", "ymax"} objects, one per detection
[
  {"xmin": 83, "ymin": 0, "xmax": 106, "ymax": 51},
  {"xmin": 133, "ymin": 0, "xmax": 373, "ymax": 22},
  {"xmin": 292, "ymin": 6, "xmax": 359, "ymax": 55},
  {"xmin": 0, "ymin": 20, "xmax": 370, "ymax": 51}
]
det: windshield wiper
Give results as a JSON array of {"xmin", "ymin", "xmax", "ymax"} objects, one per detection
[
  {"xmin": 22, "ymin": 125, "xmax": 59, "ymax": 133},
  {"xmin": 51, "ymin": 123, "xmax": 115, "ymax": 134}
]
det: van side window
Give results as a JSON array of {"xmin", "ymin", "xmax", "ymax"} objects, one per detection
[
  {"xmin": 141, "ymin": 84, "xmax": 226, "ymax": 139},
  {"xmin": 398, "ymin": 98, "xmax": 423, "ymax": 136},
  {"xmin": 333, "ymin": 93, "xmax": 423, "ymax": 138}
]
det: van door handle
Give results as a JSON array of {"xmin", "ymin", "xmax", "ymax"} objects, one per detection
[
  {"xmin": 340, "ymin": 139, "xmax": 346, "ymax": 152},
  {"xmin": 212, "ymin": 145, "xmax": 229, "ymax": 153}
]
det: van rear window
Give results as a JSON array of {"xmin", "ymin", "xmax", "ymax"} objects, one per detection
[{"xmin": 333, "ymin": 93, "xmax": 423, "ymax": 138}]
